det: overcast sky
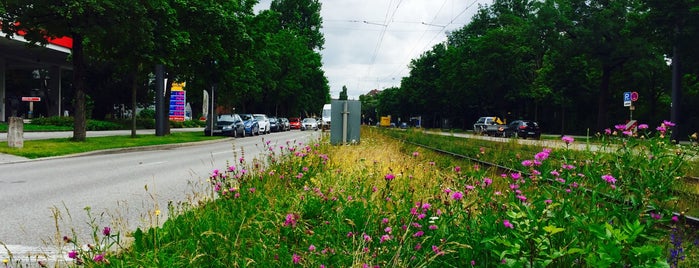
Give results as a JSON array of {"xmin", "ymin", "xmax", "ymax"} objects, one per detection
[{"xmin": 255, "ymin": 0, "xmax": 492, "ymax": 100}]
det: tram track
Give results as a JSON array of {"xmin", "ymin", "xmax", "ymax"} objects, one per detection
[{"xmin": 394, "ymin": 137, "xmax": 699, "ymax": 228}]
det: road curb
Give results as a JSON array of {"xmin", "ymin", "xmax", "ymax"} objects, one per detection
[{"xmin": 0, "ymin": 137, "xmax": 234, "ymax": 165}]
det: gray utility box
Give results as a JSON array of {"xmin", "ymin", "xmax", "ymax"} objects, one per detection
[{"xmin": 330, "ymin": 100, "xmax": 361, "ymax": 145}]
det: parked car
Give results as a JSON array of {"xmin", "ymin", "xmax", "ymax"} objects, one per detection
[
  {"xmin": 301, "ymin": 118, "xmax": 318, "ymax": 131},
  {"xmin": 268, "ymin": 116, "xmax": 281, "ymax": 132},
  {"xmin": 399, "ymin": 122, "xmax": 408, "ymax": 129},
  {"xmin": 502, "ymin": 120, "xmax": 541, "ymax": 139},
  {"xmin": 254, "ymin": 114, "xmax": 270, "ymax": 134},
  {"xmin": 240, "ymin": 113, "xmax": 260, "ymax": 136},
  {"xmin": 473, "ymin": 116, "xmax": 507, "ymax": 136},
  {"xmin": 279, "ymin": 117, "xmax": 290, "ymax": 131},
  {"xmin": 204, "ymin": 114, "xmax": 245, "ymax": 137},
  {"xmin": 289, "ymin": 117, "xmax": 301, "ymax": 129}
]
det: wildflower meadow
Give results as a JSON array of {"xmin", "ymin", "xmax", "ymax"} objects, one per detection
[{"xmin": 11, "ymin": 121, "xmax": 698, "ymax": 267}]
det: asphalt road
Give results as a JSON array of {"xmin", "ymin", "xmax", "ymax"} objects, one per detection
[{"xmin": 0, "ymin": 129, "xmax": 321, "ymax": 262}]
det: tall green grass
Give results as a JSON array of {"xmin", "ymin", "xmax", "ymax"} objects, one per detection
[{"xmin": 8, "ymin": 121, "xmax": 697, "ymax": 267}]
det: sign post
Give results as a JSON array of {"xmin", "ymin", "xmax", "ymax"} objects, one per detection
[
  {"xmin": 21, "ymin": 97, "xmax": 41, "ymax": 119},
  {"xmin": 623, "ymin": 91, "xmax": 639, "ymax": 121}
]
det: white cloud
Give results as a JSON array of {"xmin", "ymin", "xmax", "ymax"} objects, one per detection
[{"xmin": 256, "ymin": 0, "xmax": 492, "ymax": 100}]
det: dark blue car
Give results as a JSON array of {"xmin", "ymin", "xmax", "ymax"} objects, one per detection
[{"xmin": 204, "ymin": 114, "xmax": 245, "ymax": 137}]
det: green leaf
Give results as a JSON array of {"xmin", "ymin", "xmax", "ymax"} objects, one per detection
[{"xmin": 543, "ymin": 225, "xmax": 565, "ymax": 235}]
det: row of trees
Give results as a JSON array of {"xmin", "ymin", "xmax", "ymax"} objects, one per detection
[
  {"xmin": 1, "ymin": 0, "xmax": 329, "ymax": 140},
  {"xmin": 361, "ymin": 0, "xmax": 698, "ymax": 139}
]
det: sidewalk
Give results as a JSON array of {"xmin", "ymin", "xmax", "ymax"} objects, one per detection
[
  {"xmin": 0, "ymin": 128, "xmax": 204, "ymax": 164},
  {"xmin": 0, "ymin": 128, "xmax": 203, "ymax": 141}
]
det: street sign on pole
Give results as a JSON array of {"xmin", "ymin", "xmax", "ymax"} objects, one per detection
[
  {"xmin": 21, "ymin": 97, "xmax": 41, "ymax": 102},
  {"xmin": 623, "ymin": 92, "xmax": 632, "ymax": 107},
  {"xmin": 630, "ymin": 91, "xmax": 639, "ymax": 102}
]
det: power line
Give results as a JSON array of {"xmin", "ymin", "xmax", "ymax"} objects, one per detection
[{"xmin": 387, "ymin": 0, "xmax": 480, "ymax": 82}]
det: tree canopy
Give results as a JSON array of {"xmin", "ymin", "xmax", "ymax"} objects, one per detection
[
  {"xmin": 361, "ymin": 0, "xmax": 699, "ymax": 138},
  {"xmin": 1, "ymin": 0, "xmax": 330, "ymax": 139}
]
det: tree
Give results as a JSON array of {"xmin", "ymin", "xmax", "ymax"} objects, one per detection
[
  {"xmin": 339, "ymin": 85, "xmax": 348, "ymax": 100},
  {"xmin": 1, "ymin": 0, "xmax": 118, "ymax": 141}
]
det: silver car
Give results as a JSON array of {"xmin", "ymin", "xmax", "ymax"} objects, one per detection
[{"xmin": 301, "ymin": 118, "xmax": 318, "ymax": 131}]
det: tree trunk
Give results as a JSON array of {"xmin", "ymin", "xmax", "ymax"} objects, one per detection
[
  {"xmin": 130, "ymin": 67, "xmax": 138, "ymax": 138},
  {"xmin": 596, "ymin": 65, "xmax": 612, "ymax": 131},
  {"xmin": 71, "ymin": 33, "xmax": 87, "ymax": 142}
]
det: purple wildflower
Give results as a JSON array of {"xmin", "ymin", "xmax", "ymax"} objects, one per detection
[{"xmin": 503, "ymin": 220, "xmax": 514, "ymax": 229}]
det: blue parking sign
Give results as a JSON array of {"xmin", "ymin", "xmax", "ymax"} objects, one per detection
[{"xmin": 623, "ymin": 92, "xmax": 631, "ymax": 102}]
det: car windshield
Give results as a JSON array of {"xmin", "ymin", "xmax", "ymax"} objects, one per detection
[
  {"xmin": 217, "ymin": 115, "xmax": 236, "ymax": 123},
  {"xmin": 254, "ymin": 115, "xmax": 265, "ymax": 120},
  {"xmin": 525, "ymin": 121, "xmax": 538, "ymax": 127},
  {"xmin": 241, "ymin": 114, "xmax": 253, "ymax": 121},
  {"xmin": 303, "ymin": 118, "xmax": 316, "ymax": 123}
]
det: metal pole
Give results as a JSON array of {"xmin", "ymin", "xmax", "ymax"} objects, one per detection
[
  {"xmin": 342, "ymin": 101, "xmax": 348, "ymax": 144},
  {"xmin": 210, "ymin": 85, "xmax": 215, "ymax": 136},
  {"xmin": 155, "ymin": 64, "xmax": 165, "ymax": 136},
  {"xmin": 670, "ymin": 45, "xmax": 681, "ymax": 142}
]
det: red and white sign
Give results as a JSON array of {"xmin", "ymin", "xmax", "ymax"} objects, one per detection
[
  {"xmin": 21, "ymin": 97, "xmax": 41, "ymax": 102},
  {"xmin": 630, "ymin": 91, "xmax": 639, "ymax": 102}
]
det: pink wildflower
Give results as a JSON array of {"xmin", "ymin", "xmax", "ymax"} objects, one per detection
[
  {"xmin": 292, "ymin": 253, "xmax": 301, "ymax": 264},
  {"xmin": 102, "ymin": 226, "xmax": 111, "ymax": 236},
  {"xmin": 432, "ymin": 245, "xmax": 444, "ymax": 256},
  {"xmin": 503, "ymin": 219, "xmax": 514, "ymax": 229},
  {"xmin": 385, "ymin": 173, "xmax": 395, "ymax": 181},
  {"xmin": 380, "ymin": 234, "xmax": 391, "ymax": 243},
  {"xmin": 601, "ymin": 174, "xmax": 616, "ymax": 184},
  {"xmin": 561, "ymin": 135, "xmax": 574, "ymax": 144},
  {"xmin": 452, "ymin": 191, "xmax": 464, "ymax": 200},
  {"xmin": 309, "ymin": 244, "xmax": 316, "ymax": 252}
]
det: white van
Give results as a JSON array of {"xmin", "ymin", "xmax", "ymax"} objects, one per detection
[{"xmin": 321, "ymin": 104, "xmax": 331, "ymax": 130}]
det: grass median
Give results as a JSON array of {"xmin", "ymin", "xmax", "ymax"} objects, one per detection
[{"xmin": 0, "ymin": 132, "xmax": 226, "ymax": 159}]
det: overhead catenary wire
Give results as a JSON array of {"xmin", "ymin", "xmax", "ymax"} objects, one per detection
[{"xmin": 386, "ymin": 0, "xmax": 481, "ymax": 84}]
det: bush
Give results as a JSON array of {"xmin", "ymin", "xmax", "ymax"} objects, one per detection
[
  {"xmin": 86, "ymin": 120, "xmax": 123, "ymax": 131},
  {"xmin": 170, "ymin": 120, "xmax": 206, "ymax": 128},
  {"xmin": 31, "ymin": 116, "xmax": 74, "ymax": 127},
  {"xmin": 138, "ymin": 109, "xmax": 156, "ymax": 119}
]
